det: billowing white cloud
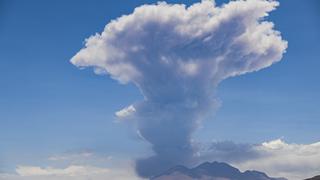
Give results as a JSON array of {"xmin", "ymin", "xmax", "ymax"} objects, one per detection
[
  {"xmin": 198, "ymin": 139, "xmax": 320, "ymax": 180},
  {"xmin": 71, "ymin": 0, "xmax": 287, "ymax": 177},
  {"xmin": 71, "ymin": 0, "xmax": 287, "ymax": 85}
]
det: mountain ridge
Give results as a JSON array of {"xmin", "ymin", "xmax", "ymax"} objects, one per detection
[
  {"xmin": 151, "ymin": 161, "xmax": 287, "ymax": 180},
  {"xmin": 305, "ymin": 175, "xmax": 320, "ymax": 180}
]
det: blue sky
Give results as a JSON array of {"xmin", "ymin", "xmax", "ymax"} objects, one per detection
[{"xmin": 0, "ymin": 0, "xmax": 320, "ymax": 178}]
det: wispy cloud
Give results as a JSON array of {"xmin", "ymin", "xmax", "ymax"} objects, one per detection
[
  {"xmin": 115, "ymin": 105, "xmax": 136, "ymax": 119},
  {"xmin": 48, "ymin": 151, "xmax": 94, "ymax": 161}
]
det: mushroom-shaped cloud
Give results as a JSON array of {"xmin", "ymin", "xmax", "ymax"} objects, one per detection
[{"xmin": 71, "ymin": 0, "xmax": 287, "ymax": 178}]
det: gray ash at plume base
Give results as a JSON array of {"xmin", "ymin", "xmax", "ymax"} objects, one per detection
[{"xmin": 70, "ymin": 0, "xmax": 287, "ymax": 178}]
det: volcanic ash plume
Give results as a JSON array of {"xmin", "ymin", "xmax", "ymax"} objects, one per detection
[{"xmin": 71, "ymin": 0, "xmax": 287, "ymax": 177}]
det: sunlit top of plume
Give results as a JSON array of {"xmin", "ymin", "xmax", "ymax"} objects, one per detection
[{"xmin": 71, "ymin": 0, "xmax": 287, "ymax": 88}]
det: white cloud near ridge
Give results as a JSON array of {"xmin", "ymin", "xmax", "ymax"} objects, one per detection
[
  {"xmin": 238, "ymin": 139, "xmax": 320, "ymax": 180},
  {"xmin": 198, "ymin": 139, "xmax": 320, "ymax": 180}
]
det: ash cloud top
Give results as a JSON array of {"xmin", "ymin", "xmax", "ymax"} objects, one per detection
[{"xmin": 71, "ymin": 0, "xmax": 287, "ymax": 178}]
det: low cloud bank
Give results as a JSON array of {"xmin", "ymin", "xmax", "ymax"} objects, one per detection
[
  {"xmin": 0, "ymin": 165, "xmax": 143, "ymax": 180},
  {"xmin": 1, "ymin": 140, "xmax": 320, "ymax": 180}
]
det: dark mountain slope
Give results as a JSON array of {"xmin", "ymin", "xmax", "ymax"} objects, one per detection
[
  {"xmin": 305, "ymin": 175, "xmax": 320, "ymax": 180},
  {"xmin": 152, "ymin": 161, "xmax": 287, "ymax": 180}
]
